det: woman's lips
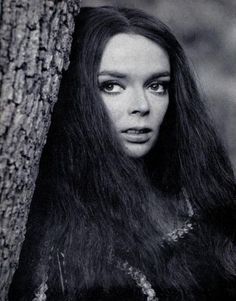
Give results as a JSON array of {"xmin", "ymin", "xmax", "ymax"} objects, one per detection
[{"xmin": 121, "ymin": 128, "xmax": 152, "ymax": 143}]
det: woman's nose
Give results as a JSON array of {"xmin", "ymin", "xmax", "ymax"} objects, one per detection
[{"xmin": 128, "ymin": 88, "xmax": 150, "ymax": 116}]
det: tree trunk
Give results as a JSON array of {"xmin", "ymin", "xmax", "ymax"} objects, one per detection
[{"xmin": 0, "ymin": 1, "xmax": 81, "ymax": 299}]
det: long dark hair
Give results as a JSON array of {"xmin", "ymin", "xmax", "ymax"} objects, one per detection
[{"xmin": 11, "ymin": 6, "xmax": 236, "ymax": 300}]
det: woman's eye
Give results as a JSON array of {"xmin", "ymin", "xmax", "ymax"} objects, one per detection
[
  {"xmin": 99, "ymin": 81, "xmax": 124, "ymax": 94},
  {"xmin": 148, "ymin": 82, "xmax": 169, "ymax": 95}
]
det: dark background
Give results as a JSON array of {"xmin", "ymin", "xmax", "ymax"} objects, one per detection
[{"xmin": 82, "ymin": 0, "xmax": 236, "ymax": 173}]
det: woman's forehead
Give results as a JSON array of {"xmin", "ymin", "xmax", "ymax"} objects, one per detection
[{"xmin": 99, "ymin": 33, "xmax": 170, "ymax": 79}]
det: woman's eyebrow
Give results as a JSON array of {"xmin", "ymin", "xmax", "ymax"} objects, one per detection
[
  {"xmin": 147, "ymin": 72, "xmax": 171, "ymax": 80},
  {"xmin": 98, "ymin": 71, "xmax": 127, "ymax": 78}
]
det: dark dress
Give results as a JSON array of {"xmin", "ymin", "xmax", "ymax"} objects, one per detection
[
  {"xmin": 9, "ymin": 210, "xmax": 236, "ymax": 301},
  {"xmin": 9, "ymin": 190, "xmax": 236, "ymax": 301}
]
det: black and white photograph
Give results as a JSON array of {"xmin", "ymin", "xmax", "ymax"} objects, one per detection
[{"xmin": 1, "ymin": 1, "xmax": 236, "ymax": 300}]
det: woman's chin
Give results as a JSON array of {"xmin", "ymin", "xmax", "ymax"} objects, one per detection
[{"xmin": 123, "ymin": 142, "xmax": 154, "ymax": 158}]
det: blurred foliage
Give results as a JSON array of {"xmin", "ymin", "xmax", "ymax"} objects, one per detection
[{"xmin": 82, "ymin": 0, "xmax": 236, "ymax": 172}]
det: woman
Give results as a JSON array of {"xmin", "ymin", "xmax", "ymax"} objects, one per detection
[{"xmin": 9, "ymin": 6, "xmax": 236, "ymax": 301}]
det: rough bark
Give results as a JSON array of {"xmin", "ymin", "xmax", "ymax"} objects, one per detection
[{"xmin": 0, "ymin": 1, "xmax": 81, "ymax": 299}]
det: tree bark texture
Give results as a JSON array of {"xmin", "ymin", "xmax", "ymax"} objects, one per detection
[{"xmin": 0, "ymin": 1, "xmax": 81, "ymax": 299}]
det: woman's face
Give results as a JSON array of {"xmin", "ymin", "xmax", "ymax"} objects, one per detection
[{"xmin": 98, "ymin": 33, "xmax": 170, "ymax": 158}]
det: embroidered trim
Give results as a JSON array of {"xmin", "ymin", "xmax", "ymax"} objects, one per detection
[
  {"xmin": 116, "ymin": 260, "xmax": 159, "ymax": 301},
  {"xmin": 32, "ymin": 246, "xmax": 53, "ymax": 301},
  {"xmin": 164, "ymin": 189, "xmax": 194, "ymax": 243},
  {"xmin": 32, "ymin": 276, "xmax": 48, "ymax": 301},
  {"xmin": 165, "ymin": 220, "xmax": 194, "ymax": 242}
]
